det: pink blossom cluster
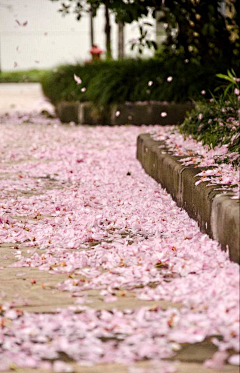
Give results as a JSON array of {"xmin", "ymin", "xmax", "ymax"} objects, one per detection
[{"xmin": 0, "ymin": 112, "xmax": 239, "ymax": 371}]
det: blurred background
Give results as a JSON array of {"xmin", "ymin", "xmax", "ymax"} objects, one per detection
[
  {"xmin": 0, "ymin": 0, "xmax": 155, "ymax": 71},
  {"xmin": 0, "ymin": 0, "xmax": 239, "ymax": 142}
]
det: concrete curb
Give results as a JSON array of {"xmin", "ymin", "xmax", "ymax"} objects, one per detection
[
  {"xmin": 111, "ymin": 102, "xmax": 194, "ymax": 125},
  {"xmin": 55, "ymin": 101, "xmax": 194, "ymax": 125},
  {"xmin": 56, "ymin": 101, "xmax": 79, "ymax": 124},
  {"xmin": 137, "ymin": 133, "xmax": 239, "ymax": 263}
]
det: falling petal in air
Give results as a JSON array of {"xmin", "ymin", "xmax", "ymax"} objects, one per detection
[{"xmin": 73, "ymin": 74, "xmax": 82, "ymax": 85}]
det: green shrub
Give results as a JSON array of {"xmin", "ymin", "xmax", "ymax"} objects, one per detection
[
  {"xmin": 41, "ymin": 63, "xmax": 108, "ymax": 104},
  {"xmin": 180, "ymin": 90, "xmax": 240, "ymax": 167},
  {"xmin": 0, "ymin": 69, "xmax": 49, "ymax": 83},
  {"xmin": 41, "ymin": 57, "xmax": 238, "ymax": 106}
]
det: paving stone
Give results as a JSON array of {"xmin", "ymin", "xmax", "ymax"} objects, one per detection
[{"xmin": 2, "ymin": 361, "xmax": 239, "ymax": 373}]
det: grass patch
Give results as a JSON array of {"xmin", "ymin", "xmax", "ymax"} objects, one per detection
[{"xmin": 0, "ymin": 69, "xmax": 49, "ymax": 83}]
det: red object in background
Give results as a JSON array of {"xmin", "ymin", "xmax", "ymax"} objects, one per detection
[{"xmin": 90, "ymin": 45, "xmax": 103, "ymax": 61}]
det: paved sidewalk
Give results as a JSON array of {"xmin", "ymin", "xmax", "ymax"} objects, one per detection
[
  {"xmin": 0, "ymin": 83, "xmax": 54, "ymax": 115},
  {"xmin": 0, "ymin": 110, "xmax": 239, "ymax": 372}
]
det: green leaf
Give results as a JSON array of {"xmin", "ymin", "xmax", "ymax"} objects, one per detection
[
  {"xmin": 216, "ymin": 74, "xmax": 234, "ymax": 83},
  {"xmin": 223, "ymin": 85, "xmax": 231, "ymax": 97},
  {"xmin": 143, "ymin": 22, "xmax": 153, "ymax": 27},
  {"xmin": 151, "ymin": 41, "xmax": 158, "ymax": 50}
]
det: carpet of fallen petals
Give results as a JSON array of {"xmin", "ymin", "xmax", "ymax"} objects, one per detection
[
  {"xmin": 151, "ymin": 127, "xmax": 239, "ymax": 198},
  {"xmin": 0, "ymin": 112, "xmax": 239, "ymax": 372}
]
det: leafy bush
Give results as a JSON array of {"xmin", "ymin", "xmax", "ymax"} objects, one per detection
[
  {"xmin": 0, "ymin": 70, "xmax": 49, "ymax": 83},
  {"xmin": 180, "ymin": 74, "xmax": 240, "ymax": 166},
  {"xmin": 41, "ymin": 57, "xmax": 237, "ymax": 106},
  {"xmin": 41, "ymin": 63, "xmax": 107, "ymax": 104}
]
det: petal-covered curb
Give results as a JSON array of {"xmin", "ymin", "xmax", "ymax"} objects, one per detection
[{"xmin": 137, "ymin": 134, "xmax": 239, "ymax": 263}]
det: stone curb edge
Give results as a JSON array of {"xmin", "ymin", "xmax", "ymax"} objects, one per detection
[
  {"xmin": 137, "ymin": 133, "xmax": 239, "ymax": 263},
  {"xmin": 56, "ymin": 101, "xmax": 194, "ymax": 125}
]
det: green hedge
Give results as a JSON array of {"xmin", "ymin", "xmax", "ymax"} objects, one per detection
[
  {"xmin": 0, "ymin": 69, "xmax": 49, "ymax": 83},
  {"xmin": 41, "ymin": 57, "xmax": 236, "ymax": 106}
]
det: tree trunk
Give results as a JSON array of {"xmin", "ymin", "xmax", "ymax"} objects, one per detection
[
  {"xmin": 118, "ymin": 21, "xmax": 124, "ymax": 59},
  {"xmin": 90, "ymin": 6, "xmax": 94, "ymax": 47},
  {"xmin": 155, "ymin": 10, "xmax": 166, "ymax": 48},
  {"xmin": 104, "ymin": 3, "xmax": 112, "ymax": 59}
]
